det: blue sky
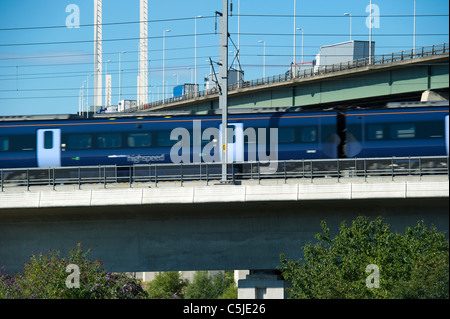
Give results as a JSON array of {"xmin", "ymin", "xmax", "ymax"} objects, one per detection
[{"xmin": 0, "ymin": 0, "xmax": 448, "ymax": 116}]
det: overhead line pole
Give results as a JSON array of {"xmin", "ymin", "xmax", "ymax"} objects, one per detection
[{"xmin": 219, "ymin": 0, "xmax": 229, "ymax": 183}]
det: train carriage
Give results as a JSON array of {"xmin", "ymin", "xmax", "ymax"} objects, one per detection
[
  {"xmin": 0, "ymin": 101, "xmax": 448, "ymax": 173},
  {"xmin": 345, "ymin": 106, "xmax": 449, "ymax": 158},
  {"xmin": 0, "ymin": 110, "xmax": 341, "ymax": 169}
]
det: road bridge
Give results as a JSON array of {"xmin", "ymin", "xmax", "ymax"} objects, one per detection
[{"xmin": 134, "ymin": 43, "xmax": 449, "ymax": 113}]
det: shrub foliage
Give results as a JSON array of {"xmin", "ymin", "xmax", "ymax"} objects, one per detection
[{"xmin": 279, "ymin": 216, "xmax": 449, "ymax": 299}]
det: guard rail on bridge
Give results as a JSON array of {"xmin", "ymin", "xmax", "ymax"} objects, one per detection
[
  {"xmin": 120, "ymin": 43, "xmax": 449, "ymax": 112},
  {"xmin": 1, "ymin": 156, "xmax": 448, "ymax": 191}
]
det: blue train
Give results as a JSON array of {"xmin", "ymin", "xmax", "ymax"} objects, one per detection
[{"xmin": 0, "ymin": 101, "xmax": 448, "ymax": 170}]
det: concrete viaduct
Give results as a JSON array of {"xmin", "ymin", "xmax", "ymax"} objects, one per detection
[{"xmin": 0, "ymin": 175, "xmax": 448, "ymax": 298}]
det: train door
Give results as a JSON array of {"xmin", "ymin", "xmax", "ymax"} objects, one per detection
[
  {"xmin": 37, "ymin": 129, "xmax": 61, "ymax": 167},
  {"xmin": 219, "ymin": 123, "xmax": 244, "ymax": 162}
]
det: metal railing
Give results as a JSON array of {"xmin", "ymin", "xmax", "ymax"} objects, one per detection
[
  {"xmin": 124, "ymin": 43, "xmax": 449, "ymax": 112},
  {"xmin": 1, "ymin": 156, "xmax": 448, "ymax": 191}
]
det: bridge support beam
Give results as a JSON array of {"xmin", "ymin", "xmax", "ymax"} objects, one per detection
[
  {"xmin": 237, "ymin": 270, "xmax": 288, "ymax": 299},
  {"xmin": 421, "ymin": 90, "xmax": 448, "ymax": 101}
]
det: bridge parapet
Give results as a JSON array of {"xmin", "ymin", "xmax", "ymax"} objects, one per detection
[{"xmin": 0, "ymin": 175, "xmax": 447, "ymax": 210}]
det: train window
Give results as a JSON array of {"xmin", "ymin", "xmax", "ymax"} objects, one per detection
[
  {"xmin": 390, "ymin": 124, "xmax": 416, "ymax": 139},
  {"xmin": 367, "ymin": 124, "xmax": 384, "ymax": 140},
  {"xmin": 157, "ymin": 131, "xmax": 173, "ymax": 147},
  {"xmin": 301, "ymin": 127, "xmax": 317, "ymax": 142},
  {"xmin": 4, "ymin": 135, "xmax": 35, "ymax": 151},
  {"xmin": 0, "ymin": 137, "xmax": 9, "ymax": 151},
  {"xmin": 97, "ymin": 133, "xmax": 121, "ymax": 148},
  {"xmin": 44, "ymin": 131, "xmax": 53, "ymax": 149},
  {"xmin": 67, "ymin": 134, "xmax": 92, "ymax": 149},
  {"xmin": 420, "ymin": 121, "xmax": 444, "ymax": 138},
  {"xmin": 128, "ymin": 132, "xmax": 151, "ymax": 147},
  {"xmin": 278, "ymin": 128, "xmax": 296, "ymax": 143}
]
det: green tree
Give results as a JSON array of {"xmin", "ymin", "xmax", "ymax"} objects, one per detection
[
  {"xmin": 146, "ymin": 271, "xmax": 187, "ymax": 299},
  {"xmin": 184, "ymin": 271, "xmax": 236, "ymax": 299},
  {"xmin": 0, "ymin": 243, "xmax": 148, "ymax": 299},
  {"xmin": 279, "ymin": 216, "xmax": 449, "ymax": 299}
]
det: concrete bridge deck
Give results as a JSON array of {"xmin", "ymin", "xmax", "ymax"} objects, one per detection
[{"xmin": 0, "ymin": 175, "xmax": 448, "ymax": 210}]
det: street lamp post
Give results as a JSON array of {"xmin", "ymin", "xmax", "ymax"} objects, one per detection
[
  {"xmin": 413, "ymin": 0, "xmax": 416, "ymax": 52},
  {"xmin": 118, "ymin": 51, "xmax": 126, "ymax": 103},
  {"xmin": 344, "ymin": 13, "xmax": 352, "ymax": 41},
  {"xmin": 104, "ymin": 59, "xmax": 111, "ymax": 107},
  {"xmin": 369, "ymin": 0, "xmax": 373, "ymax": 64},
  {"xmin": 293, "ymin": 0, "xmax": 297, "ymax": 77},
  {"xmin": 195, "ymin": 16, "xmax": 202, "ymax": 91},
  {"xmin": 163, "ymin": 29, "xmax": 171, "ymax": 102},
  {"xmin": 258, "ymin": 40, "xmax": 266, "ymax": 78},
  {"xmin": 186, "ymin": 67, "xmax": 193, "ymax": 84},
  {"xmin": 296, "ymin": 28, "xmax": 304, "ymax": 63},
  {"xmin": 85, "ymin": 74, "xmax": 92, "ymax": 114},
  {"xmin": 80, "ymin": 82, "xmax": 85, "ymax": 115}
]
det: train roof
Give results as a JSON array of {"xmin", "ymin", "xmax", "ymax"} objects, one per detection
[
  {"xmin": 385, "ymin": 100, "xmax": 448, "ymax": 108},
  {"xmin": 0, "ymin": 107, "xmax": 309, "ymax": 122},
  {"xmin": 0, "ymin": 101, "xmax": 447, "ymax": 122}
]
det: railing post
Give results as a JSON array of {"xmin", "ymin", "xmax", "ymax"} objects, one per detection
[
  {"xmin": 408, "ymin": 157, "xmax": 411, "ymax": 177},
  {"xmin": 232, "ymin": 162, "xmax": 235, "ymax": 181},
  {"xmin": 103, "ymin": 166, "xmax": 106, "ymax": 188},
  {"xmin": 337, "ymin": 159, "xmax": 340, "ymax": 183},
  {"xmin": 129, "ymin": 166, "xmax": 132, "ymax": 188},
  {"xmin": 364, "ymin": 158, "xmax": 367, "ymax": 182},
  {"xmin": 78, "ymin": 167, "xmax": 81, "ymax": 189},
  {"xmin": 302, "ymin": 160, "xmax": 305, "ymax": 179},
  {"xmin": 258, "ymin": 162, "xmax": 261, "ymax": 184},
  {"xmin": 52, "ymin": 168, "xmax": 56, "ymax": 190},
  {"xmin": 419, "ymin": 157, "xmax": 422, "ymax": 180},
  {"xmin": 391, "ymin": 158, "xmax": 394, "ymax": 181},
  {"xmin": 180, "ymin": 163, "xmax": 183, "ymax": 187}
]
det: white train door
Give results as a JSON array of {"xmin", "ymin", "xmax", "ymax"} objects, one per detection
[
  {"xmin": 219, "ymin": 123, "xmax": 244, "ymax": 162},
  {"xmin": 37, "ymin": 129, "xmax": 61, "ymax": 167}
]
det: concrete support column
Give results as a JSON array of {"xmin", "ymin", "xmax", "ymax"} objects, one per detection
[{"xmin": 237, "ymin": 270, "xmax": 288, "ymax": 299}]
